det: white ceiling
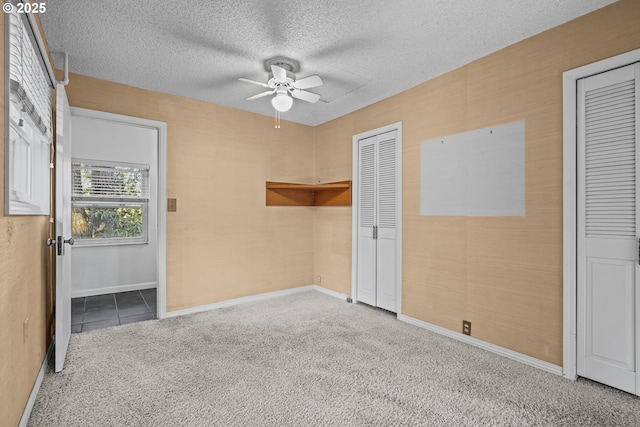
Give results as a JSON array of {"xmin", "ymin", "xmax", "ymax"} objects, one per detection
[{"xmin": 40, "ymin": 0, "xmax": 617, "ymax": 126}]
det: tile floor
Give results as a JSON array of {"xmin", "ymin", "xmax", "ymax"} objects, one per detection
[{"xmin": 71, "ymin": 289, "xmax": 157, "ymax": 333}]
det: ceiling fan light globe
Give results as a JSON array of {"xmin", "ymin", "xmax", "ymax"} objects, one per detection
[{"xmin": 272, "ymin": 92, "xmax": 293, "ymax": 112}]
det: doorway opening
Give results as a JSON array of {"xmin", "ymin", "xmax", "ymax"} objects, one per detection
[{"xmin": 55, "ymin": 107, "xmax": 167, "ymax": 366}]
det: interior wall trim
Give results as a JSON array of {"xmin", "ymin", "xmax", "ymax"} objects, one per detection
[
  {"xmin": 18, "ymin": 340, "xmax": 54, "ymax": 427},
  {"xmin": 165, "ymin": 286, "xmax": 315, "ymax": 318},
  {"xmin": 562, "ymin": 47, "xmax": 640, "ymax": 381},
  {"xmin": 165, "ymin": 285, "xmax": 349, "ymax": 319},
  {"xmin": 398, "ymin": 314, "xmax": 563, "ymax": 376},
  {"xmin": 310, "ymin": 285, "xmax": 350, "ymax": 301},
  {"xmin": 70, "ymin": 282, "xmax": 157, "ymax": 299}
]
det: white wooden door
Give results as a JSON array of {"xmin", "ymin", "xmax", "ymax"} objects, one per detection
[
  {"xmin": 54, "ymin": 84, "xmax": 73, "ymax": 372},
  {"xmin": 356, "ymin": 130, "xmax": 399, "ymax": 312},
  {"xmin": 375, "ymin": 132, "xmax": 398, "ymax": 311},
  {"xmin": 577, "ymin": 63, "xmax": 639, "ymax": 394},
  {"xmin": 357, "ymin": 136, "xmax": 377, "ymax": 306}
]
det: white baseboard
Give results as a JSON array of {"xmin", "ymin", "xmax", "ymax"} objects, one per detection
[
  {"xmin": 397, "ymin": 314, "xmax": 563, "ymax": 377},
  {"xmin": 311, "ymin": 284, "xmax": 350, "ymax": 301},
  {"xmin": 71, "ymin": 282, "xmax": 157, "ymax": 298},
  {"xmin": 165, "ymin": 284, "xmax": 351, "ymax": 319},
  {"xmin": 165, "ymin": 285, "xmax": 317, "ymax": 318},
  {"xmin": 19, "ymin": 340, "xmax": 54, "ymax": 427}
]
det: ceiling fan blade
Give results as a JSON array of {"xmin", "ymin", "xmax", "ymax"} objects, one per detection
[
  {"xmin": 238, "ymin": 78, "xmax": 269, "ymax": 88},
  {"xmin": 271, "ymin": 64, "xmax": 288, "ymax": 83},
  {"xmin": 292, "ymin": 75, "xmax": 323, "ymax": 90},
  {"xmin": 291, "ymin": 89, "xmax": 321, "ymax": 104},
  {"xmin": 246, "ymin": 90, "xmax": 274, "ymax": 100}
]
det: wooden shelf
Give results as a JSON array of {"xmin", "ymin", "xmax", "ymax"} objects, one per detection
[
  {"xmin": 266, "ymin": 182, "xmax": 350, "ymax": 190},
  {"xmin": 266, "ymin": 180, "xmax": 352, "ymax": 206}
]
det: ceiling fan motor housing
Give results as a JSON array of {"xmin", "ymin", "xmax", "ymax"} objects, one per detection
[
  {"xmin": 268, "ymin": 73, "xmax": 294, "ymax": 87},
  {"xmin": 264, "ymin": 57, "xmax": 300, "ymax": 74}
]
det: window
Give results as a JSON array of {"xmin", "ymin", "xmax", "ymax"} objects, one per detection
[
  {"xmin": 71, "ymin": 160, "xmax": 150, "ymax": 245},
  {"xmin": 4, "ymin": 7, "xmax": 54, "ymax": 215}
]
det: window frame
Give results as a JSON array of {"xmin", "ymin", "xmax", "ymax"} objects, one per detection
[
  {"xmin": 71, "ymin": 158, "xmax": 150, "ymax": 247},
  {"xmin": 4, "ymin": 7, "xmax": 54, "ymax": 215}
]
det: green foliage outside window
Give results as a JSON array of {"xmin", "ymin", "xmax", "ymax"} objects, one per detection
[{"xmin": 72, "ymin": 206, "xmax": 143, "ymax": 239}]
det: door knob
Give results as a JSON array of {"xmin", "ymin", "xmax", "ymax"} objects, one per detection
[
  {"xmin": 54, "ymin": 236, "xmax": 75, "ymax": 256},
  {"xmin": 46, "ymin": 238, "xmax": 56, "ymax": 246}
]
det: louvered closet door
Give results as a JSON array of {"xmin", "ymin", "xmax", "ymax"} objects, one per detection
[
  {"xmin": 356, "ymin": 130, "xmax": 398, "ymax": 312},
  {"xmin": 357, "ymin": 136, "xmax": 377, "ymax": 307},
  {"xmin": 577, "ymin": 63, "xmax": 639, "ymax": 394},
  {"xmin": 375, "ymin": 131, "xmax": 398, "ymax": 312}
]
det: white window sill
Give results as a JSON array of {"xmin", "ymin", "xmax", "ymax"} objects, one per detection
[{"xmin": 72, "ymin": 239, "xmax": 149, "ymax": 248}]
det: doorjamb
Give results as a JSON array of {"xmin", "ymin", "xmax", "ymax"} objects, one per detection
[
  {"xmin": 69, "ymin": 107, "xmax": 168, "ymax": 319},
  {"xmin": 562, "ymin": 48, "xmax": 640, "ymax": 380},
  {"xmin": 351, "ymin": 121, "xmax": 403, "ymax": 314}
]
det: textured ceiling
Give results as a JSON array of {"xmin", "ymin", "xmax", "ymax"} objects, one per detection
[{"xmin": 40, "ymin": 0, "xmax": 617, "ymax": 126}]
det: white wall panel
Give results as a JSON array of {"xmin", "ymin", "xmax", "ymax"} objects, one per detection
[{"xmin": 420, "ymin": 120, "xmax": 526, "ymax": 216}]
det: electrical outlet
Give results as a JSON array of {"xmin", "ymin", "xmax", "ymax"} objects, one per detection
[
  {"xmin": 462, "ymin": 320, "xmax": 471, "ymax": 336},
  {"xmin": 167, "ymin": 198, "xmax": 177, "ymax": 212},
  {"xmin": 23, "ymin": 318, "xmax": 29, "ymax": 343},
  {"xmin": 317, "ymin": 275, "xmax": 322, "ymax": 283}
]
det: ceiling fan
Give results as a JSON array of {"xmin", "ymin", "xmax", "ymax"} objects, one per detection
[{"xmin": 239, "ymin": 57, "xmax": 323, "ymax": 113}]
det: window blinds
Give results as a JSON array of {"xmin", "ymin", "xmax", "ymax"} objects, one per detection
[
  {"xmin": 8, "ymin": 11, "xmax": 51, "ymax": 136},
  {"xmin": 72, "ymin": 161, "xmax": 150, "ymax": 203}
]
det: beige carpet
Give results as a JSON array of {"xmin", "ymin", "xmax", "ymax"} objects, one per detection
[{"xmin": 28, "ymin": 290, "xmax": 640, "ymax": 426}]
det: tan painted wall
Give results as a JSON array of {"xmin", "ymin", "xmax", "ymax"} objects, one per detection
[
  {"xmin": 313, "ymin": 0, "xmax": 640, "ymax": 365},
  {"xmin": 64, "ymin": 74, "xmax": 315, "ymax": 311},
  {"xmin": 0, "ymin": 14, "xmax": 55, "ymax": 427}
]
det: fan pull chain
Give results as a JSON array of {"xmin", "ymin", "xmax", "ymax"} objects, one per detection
[{"xmin": 275, "ymin": 110, "xmax": 281, "ymax": 129}]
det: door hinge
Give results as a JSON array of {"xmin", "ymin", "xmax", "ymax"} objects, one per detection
[
  {"xmin": 373, "ymin": 225, "xmax": 378, "ymax": 240},
  {"xmin": 50, "ymin": 162, "xmax": 54, "ymax": 169}
]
